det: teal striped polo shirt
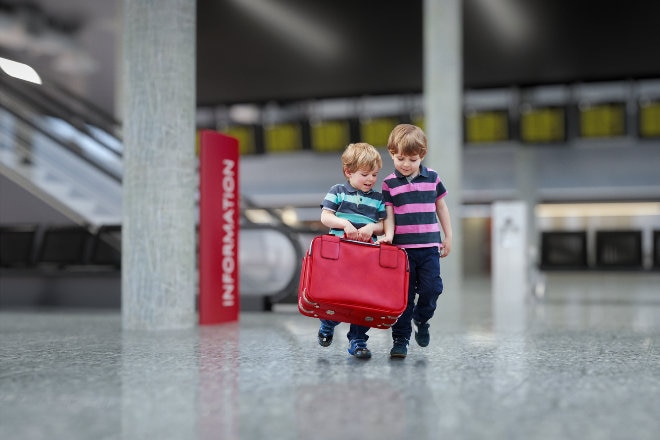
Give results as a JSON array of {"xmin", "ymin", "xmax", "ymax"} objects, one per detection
[{"xmin": 321, "ymin": 183, "xmax": 386, "ymax": 240}]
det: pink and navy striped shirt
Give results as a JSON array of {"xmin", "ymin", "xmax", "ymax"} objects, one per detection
[{"xmin": 381, "ymin": 165, "xmax": 448, "ymax": 249}]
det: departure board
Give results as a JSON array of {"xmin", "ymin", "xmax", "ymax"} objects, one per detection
[
  {"xmin": 411, "ymin": 116, "xmax": 425, "ymax": 131},
  {"xmin": 639, "ymin": 101, "xmax": 660, "ymax": 138},
  {"xmin": 310, "ymin": 120, "xmax": 350, "ymax": 152},
  {"xmin": 465, "ymin": 110, "xmax": 509, "ymax": 143},
  {"xmin": 579, "ymin": 103, "xmax": 626, "ymax": 138},
  {"xmin": 360, "ymin": 117, "xmax": 399, "ymax": 147},
  {"xmin": 222, "ymin": 125, "xmax": 257, "ymax": 155},
  {"xmin": 263, "ymin": 123, "xmax": 303, "ymax": 153},
  {"xmin": 520, "ymin": 107, "xmax": 566, "ymax": 143}
]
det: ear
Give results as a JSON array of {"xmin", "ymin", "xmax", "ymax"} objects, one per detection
[{"xmin": 343, "ymin": 167, "xmax": 351, "ymax": 178}]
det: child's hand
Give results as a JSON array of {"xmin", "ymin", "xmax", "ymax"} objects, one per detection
[
  {"xmin": 343, "ymin": 224, "xmax": 359, "ymax": 241},
  {"xmin": 440, "ymin": 237, "xmax": 452, "ymax": 257},
  {"xmin": 376, "ymin": 234, "xmax": 393, "ymax": 245},
  {"xmin": 354, "ymin": 224, "xmax": 374, "ymax": 242}
]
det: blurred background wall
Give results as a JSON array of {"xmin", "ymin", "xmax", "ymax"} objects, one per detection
[{"xmin": 1, "ymin": 0, "xmax": 659, "ymax": 308}]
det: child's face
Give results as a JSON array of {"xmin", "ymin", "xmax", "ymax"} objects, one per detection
[
  {"xmin": 390, "ymin": 152, "xmax": 422, "ymax": 177},
  {"xmin": 346, "ymin": 167, "xmax": 380, "ymax": 192}
]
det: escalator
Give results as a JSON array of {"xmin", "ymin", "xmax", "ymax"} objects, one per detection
[
  {"xmin": 0, "ymin": 73, "xmax": 312, "ymax": 308},
  {"xmin": 0, "ymin": 73, "xmax": 123, "ymax": 226}
]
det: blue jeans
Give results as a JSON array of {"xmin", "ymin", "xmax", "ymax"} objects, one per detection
[
  {"xmin": 391, "ymin": 247, "xmax": 444, "ymax": 341},
  {"xmin": 319, "ymin": 319, "xmax": 370, "ymax": 341}
]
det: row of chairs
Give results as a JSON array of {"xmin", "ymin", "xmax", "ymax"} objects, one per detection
[
  {"xmin": 5, "ymin": 225, "xmax": 657, "ymax": 271},
  {"xmin": 540, "ymin": 229, "xmax": 660, "ymax": 270},
  {"xmin": 0, "ymin": 224, "xmax": 121, "ymax": 269}
]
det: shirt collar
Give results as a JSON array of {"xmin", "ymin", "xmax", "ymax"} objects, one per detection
[
  {"xmin": 394, "ymin": 165, "xmax": 428, "ymax": 180},
  {"xmin": 341, "ymin": 182, "xmax": 372, "ymax": 195}
]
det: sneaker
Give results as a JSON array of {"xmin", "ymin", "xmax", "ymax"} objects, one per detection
[
  {"xmin": 413, "ymin": 320, "xmax": 430, "ymax": 347},
  {"xmin": 390, "ymin": 338, "xmax": 409, "ymax": 358},
  {"xmin": 348, "ymin": 339, "xmax": 372, "ymax": 359},
  {"xmin": 318, "ymin": 331, "xmax": 333, "ymax": 347}
]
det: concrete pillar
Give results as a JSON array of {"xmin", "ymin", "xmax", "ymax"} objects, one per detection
[
  {"xmin": 121, "ymin": 0, "xmax": 197, "ymax": 330},
  {"xmin": 515, "ymin": 145, "xmax": 539, "ymax": 267},
  {"xmin": 491, "ymin": 201, "xmax": 528, "ymax": 331},
  {"xmin": 423, "ymin": 0, "xmax": 463, "ymax": 318}
]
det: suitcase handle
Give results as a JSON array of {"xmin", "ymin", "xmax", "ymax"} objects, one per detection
[
  {"xmin": 317, "ymin": 234, "xmax": 403, "ymax": 269},
  {"xmin": 327, "ymin": 234, "xmax": 387, "ymax": 247},
  {"xmin": 340, "ymin": 238, "xmax": 380, "ymax": 247}
]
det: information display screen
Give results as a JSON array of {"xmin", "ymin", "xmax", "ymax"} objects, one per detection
[
  {"xmin": 411, "ymin": 116, "xmax": 425, "ymax": 131},
  {"xmin": 520, "ymin": 106, "xmax": 566, "ymax": 143},
  {"xmin": 222, "ymin": 125, "xmax": 258, "ymax": 155},
  {"xmin": 579, "ymin": 103, "xmax": 626, "ymax": 138},
  {"xmin": 464, "ymin": 110, "xmax": 509, "ymax": 143},
  {"xmin": 360, "ymin": 117, "xmax": 400, "ymax": 148},
  {"xmin": 263, "ymin": 123, "xmax": 303, "ymax": 153},
  {"xmin": 310, "ymin": 120, "xmax": 350, "ymax": 152},
  {"xmin": 639, "ymin": 101, "xmax": 660, "ymax": 138}
]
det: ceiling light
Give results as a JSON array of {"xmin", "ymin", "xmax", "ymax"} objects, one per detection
[{"xmin": 0, "ymin": 57, "xmax": 42, "ymax": 84}]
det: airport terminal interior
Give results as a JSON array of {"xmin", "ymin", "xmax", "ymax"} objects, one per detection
[{"xmin": 2, "ymin": 1, "xmax": 660, "ymax": 439}]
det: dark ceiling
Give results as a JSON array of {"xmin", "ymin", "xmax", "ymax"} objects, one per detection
[
  {"xmin": 196, "ymin": 0, "xmax": 424, "ymax": 106},
  {"xmin": 198, "ymin": 0, "xmax": 660, "ymax": 106},
  {"xmin": 2, "ymin": 0, "xmax": 660, "ymax": 115}
]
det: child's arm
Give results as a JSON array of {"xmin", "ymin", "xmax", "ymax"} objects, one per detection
[
  {"xmin": 377, "ymin": 206, "xmax": 395, "ymax": 244},
  {"xmin": 436, "ymin": 198, "xmax": 453, "ymax": 258},
  {"xmin": 370, "ymin": 219, "xmax": 385, "ymax": 236},
  {"xmin": 321, "ymin": 209, "xmax": 359, "ymax": 239},
  {"xmin": 357, "ymin": 219, "xmax": 384, "ymax": 241}
]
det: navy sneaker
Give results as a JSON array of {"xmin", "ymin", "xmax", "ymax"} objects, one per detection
[
  {"xmin": 413, "ymin": 320, "xmax": 430, "ymax": 347},
  {"xmin": 390, "ymin": 338, "xmax": 409, "ymax": 358},
  {"xmin": 348, "ymin": 339, "xmax": 371, "ymax": 359}
]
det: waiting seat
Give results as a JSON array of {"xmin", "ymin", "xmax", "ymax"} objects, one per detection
[
  {"xmin": 0, "ymin": 224, "xmax": 37, "ymax": 267},
  {"xmin": 37, "ymin": 225, "xmax": 92, "ymax": 267}
]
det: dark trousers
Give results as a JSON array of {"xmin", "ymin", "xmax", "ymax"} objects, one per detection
[{"xmin": 391, "ymin": 246, "xmax": 444, "ymax": 341}]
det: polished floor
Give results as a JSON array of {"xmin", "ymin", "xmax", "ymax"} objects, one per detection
[{"xmin": 1, "ymin": 272, "xmax": 659, "ymax": 440}]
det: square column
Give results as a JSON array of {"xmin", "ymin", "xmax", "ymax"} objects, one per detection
[{"xmin": 121, "ymin": 0, "xmax": 197, "ymax": 329}]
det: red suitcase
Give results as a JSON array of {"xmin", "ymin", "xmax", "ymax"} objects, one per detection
[{"xmin": 298, "ymin": 234, "xmax": 409, "ymax": 328}]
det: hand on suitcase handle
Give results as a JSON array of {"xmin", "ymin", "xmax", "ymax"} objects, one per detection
[
  {"xmin": 344, "ymin": 223, "xmax": 377, "ymax": 243},
  {"xmin": 341, "ymin": 238, "xmax": 379, "ymax": 246},
  {"xmin": 340, "ymin": 237, "xmax": 397, "ymax": 248},
  {"xmin": 344, "ymin": 231, "xmax": 371, "ymax": 243},
  {"xmin": 376, "ymin": 236, "xmax": 391, "ymax": 245}
]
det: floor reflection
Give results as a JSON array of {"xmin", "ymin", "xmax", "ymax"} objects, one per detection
[{"xmin": 1, "ymin": 272, "xmax": 659, "ymax": 440}]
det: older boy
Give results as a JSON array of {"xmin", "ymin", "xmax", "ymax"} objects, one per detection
[{"xmin": 379, "ymin": 124, "xmax": 453, "ymax": 358}]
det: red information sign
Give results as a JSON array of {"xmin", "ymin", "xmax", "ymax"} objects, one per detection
[{"xmin": 198, "ymin": 130, "xmax": 240, "ymax": 324}]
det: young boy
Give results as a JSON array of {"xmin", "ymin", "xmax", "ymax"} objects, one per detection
[
  {"xmin": 378, "ymin": 124, "xmax": 453, "ymax": 358},
  {"xmin": 317, "ymin": 142, "xmax": 386, "ymax": 359}
]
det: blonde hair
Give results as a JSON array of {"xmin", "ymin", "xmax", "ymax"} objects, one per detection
[
  {"xmin": 387, "ymin": 124, "xmax": 427, "ymax": 158},
  {"xmin": 341, "ymin": 142, "xmax": 382, "ymax": 176}
]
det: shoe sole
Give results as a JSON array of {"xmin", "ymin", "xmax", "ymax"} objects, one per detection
[
  {"xmin": 351, "ymin": 353, "xmax": 372, "ymax": 359},
  {"xmin": 390, "ymin": 352, "xmax": 407, "ymax": 359},
  {"xmin": 348, "ymin": 348, "xmax": 372, "ymax": 359}
]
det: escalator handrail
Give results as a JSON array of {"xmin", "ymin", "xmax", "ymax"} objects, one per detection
[
  {"xmin": 0, "ymin": 101, "xmax": 122, "ymax": 183},
  {"xmin": 0, "ymin": 77, "xmax": 122, "ymax": 158}
]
